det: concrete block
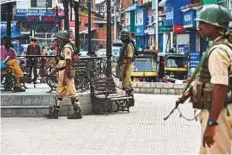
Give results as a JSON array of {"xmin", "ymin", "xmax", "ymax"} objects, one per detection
[
  {"xmin": 137, "ymin": 82, "xmax": 151, "ymax": 88},
  {"xmin": 1, "ymin": 108, "xmax": 13, "ymax": 117},
  {"xmin": 133, "ymin": 88, "xmax": 141, "ymax": 93},
  {"xmin": 140, "ymin": 88, "xmax": 154, "ymax": 94},
  {"xmin": 153, "ymin": 88, "xmax": 161, "ymax": 94},
  {"xmin": 150, "ymin": 83, "xmax": 156, "ymax": 88},
  {"xmin": 1, "ymin": 92, "xmax": 92, "ymax": 117},
  {"xmin": 1, "ymin": 96, "xmax": 22, "ymax": 106},
  {"xmin": 175, "ymin": 89, "xmax": 183, "ymax": 95},
  {"xmin": 14, "ymin": 108, "xmax": 36, "ymax": 117},
  {"xmin": 173, "ymin": 84, "xmax": 186, "ymax": 89},
  {"xmin": 163, "ymin": 83, "xmax": 174, "ymax": 89},
  {"xmin": 155, "ymin": 83, "xmax": 164, "ymax": 89},
  {"xmin": 132, "ymin": 82, "xmax": 138, "ymax": 88},
  {"xmin": 160, "ymin": 89, "xmax": 168, "ymax": 94},
  {"xmin": 168, "ymin": 89, "xmax": 176, "ymax": 95}
]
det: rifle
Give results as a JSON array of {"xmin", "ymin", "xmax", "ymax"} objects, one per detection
[{"xmin": 164, "ymin": 51, "xmax": 209, "ymax": 120}]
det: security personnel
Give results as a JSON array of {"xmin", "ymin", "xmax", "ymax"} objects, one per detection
[
  {"xmin": 119, "ymin": 29, "xmax": 135, "ymax": 106},
  {"xmin": 45, "ymin": 30, "xmax": 82, "ymax": 119},
  {"xmin": 193, "ymin": 4, "xmax": 232, "ymax": 154}
]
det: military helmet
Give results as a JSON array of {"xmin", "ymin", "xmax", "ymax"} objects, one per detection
[
  {"xmin": 120, "ymin": 29, "xmax": 131, "ymax": 37},
  {"xmin": 196, "ymin": 4, "xmax": 232, "ymax": 28},
  {"xmin": 56, "ymin": 30, "xmax": 70, "ymax": 40}
]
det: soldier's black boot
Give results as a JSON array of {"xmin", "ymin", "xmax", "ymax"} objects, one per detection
[
  {"xmin": 44, "ymin": 97, "xmax": 62, "ymax": 119},
  {"xmin": 126, "ymin": 88, "xmax": 134, "ymax": 107},
  {"xmin": 67, "ymin": 97, "xmax": 83, "ymax": 119},
  {"xmin": 67, "ymin": 106, "xmax": 82, "ymax": 119},
  {"xmin": 44, "ymin": 105, "xmax": 60, "ymax": 119}
]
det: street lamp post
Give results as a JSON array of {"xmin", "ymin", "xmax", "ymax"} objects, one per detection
[
  {"xmin": 106, "ymin": 0, "xmax": 112, "ymax": 77},
  {"xmin": 113, "ymin": 1, "xmax": 117, "ymax": 41},
  {"xmin": 63, "ymin": 0, "xmax": 70, "ymax": 30},
  {"xmin": 155, "ymin": 0, "xmax": 159, "ymax": 50},
  {"xmin": 6, "ymin": 3, "xmax": 13, "ymax": 39},
  {"xmin": 74, "ymin": 0, "xmax": 80, "ymax": 53},
  {"xmin": 88, "ymin": 0, "xmax": 92, "ymax": 56}
]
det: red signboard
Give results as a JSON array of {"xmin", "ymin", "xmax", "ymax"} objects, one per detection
[
  {"xmin": 27, "ymin": 16, "xmax": 57, "ymax": 22},
  {"xmin": 173, "ymin": 25, "xmax": 185, "ymax": 33}
]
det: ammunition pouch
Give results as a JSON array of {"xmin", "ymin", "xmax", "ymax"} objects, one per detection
[
  {"xmin": 192, "ymin": 80, "xmax": 204, "ymax": 109},
  {"xmin": 191, "ymin": 79, "xmax": 231, "ymax": 110},
  {"xmin": 68, "ymin": 68, "xmax": 76, "ymax": 78}
]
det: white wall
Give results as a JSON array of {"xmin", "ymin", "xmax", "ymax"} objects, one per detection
[{"xmin": 16, "ymin": 0, "xmax": 56, "ymax": 9}]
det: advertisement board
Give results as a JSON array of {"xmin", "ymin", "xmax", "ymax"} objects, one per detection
[
  {"xmin": 183, "ymin": 10, "xmax": 196, "ymax": 28},
  {"xmin": 135, "ymin": 9, "xmax": 144, "ymax": 26},
  {"xmin": 1, "ymin": 21, "xmax": 21, "ymax": 38},
  {"xmin": 16, "ymin": 9, "xmax": 55, "ymax": 16}
]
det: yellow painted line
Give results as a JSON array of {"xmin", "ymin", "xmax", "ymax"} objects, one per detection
[
  {"xmin": 165, "ymin": 68, "xmax": 188, "ymax": 71},
  {"xmin": 144, "ymin": 72, "xmax": 157, "ymax": 76},
  {"xmin": 131, "ymin": 72, "xmax": 144, "ymax": 77}
]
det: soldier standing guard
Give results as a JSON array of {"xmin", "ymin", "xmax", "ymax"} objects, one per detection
[
  {"xmin": 118, "ymin": 29, "xmax": 135, "ymax": 106},
  {"xmin": 45, "ymin": 30, "xmax": 82, "ymax": 119},
  {"xmin": 192, "ymin": 4, "xmax": 232, "ymax": 154}
]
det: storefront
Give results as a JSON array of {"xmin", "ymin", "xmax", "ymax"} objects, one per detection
[
  {"xmin": 1, "ymin": 21, "xmax": 21, "ymax": 39},
  {"xmin": 15, "ymin": 8, "xmax": 61, "ymax": 44},
  {"xmin": 124, "ymin": 4, "xmax": 137, "ymax": 34},
  {"xmin": 162, "ymin": 0, "xmax": 191, "ymax": 53},
  {"xmin": 134, "ymin": 8, "xmax": 148, "ymax": 49},
  {"xmin": 146, "ymin": 9, "xmax": 155, "ymax": 48},
  {"xmin": 182, "ymin": 9, "xmax": 199, "ymax": 69}
]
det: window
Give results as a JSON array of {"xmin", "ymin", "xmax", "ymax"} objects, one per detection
[{"xmin": 31, "ymin": 0, "xmax": 52, "ymax": 8}]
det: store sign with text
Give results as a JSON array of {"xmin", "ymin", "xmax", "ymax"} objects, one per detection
[
  {"xmin": 16, "ymin": 9, "xmax": 55, "ymax": 16},
  {"xmin": 173, "ymin": 25, "xmax": 185, "ymax": 33},
  {"xmin": 183, "ymin": 10, "xmax": 196, "ymax": 28},
  {"xmin": 164, "ymin": 6, "xmax": 173, "ymax": 26}
]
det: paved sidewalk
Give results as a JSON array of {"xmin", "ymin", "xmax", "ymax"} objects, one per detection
[{"xmin": 1, "ymin": 94, "xmax": 201, "ymax": 154}]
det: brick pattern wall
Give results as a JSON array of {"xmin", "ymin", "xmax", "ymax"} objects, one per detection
[{"xmin": 115, "ymin": 80, "xmax": 187, "ymax": 95}]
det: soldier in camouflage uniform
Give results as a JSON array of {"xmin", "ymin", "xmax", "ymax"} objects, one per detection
[
  {"xmin": 193, "ymin": 4, "xmax": 232, "ymax": 154},
  {"xmin": 45, "ymin": 30, "xmax": 82, "ymax": 119},
  {"xmin": 118, "ymin": 29, "xmax": 135, "ymax": 106}
]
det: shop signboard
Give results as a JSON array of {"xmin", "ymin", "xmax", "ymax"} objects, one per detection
[
  {"xmin": 190, "ymin": 52, "xmax": 201, "ymax": 68},
  {"xmin": 158, "ymin": 26, "xmax": 173, "ymax": 33},
  {"xmin": 16, "ymin": 9, "xmax": 55, "ymax": 16},
  {"xmin": 173, "ymin": 25, "xmax": 185, "ymax": 33},
  {"xmin": 183, "ymin": 10, "xmax": 196, "ymax": 28},
  {"xmin": 164, "ymin": 6, "xmax": 173, "ymax": 26},
  {"xmin": 135, "ymin": 9, "xmax": 144, "ymax": 26},
  {"xmin": 125, "ymin": 12, "xmax": 131, "ymax": 26},
  {"xmin": 1, "ymin": 21, "xmax": 21, "ymax": 38},
  {"xmin": 178, "ymin": 44, "xmax": 189, "ymax": 55}
]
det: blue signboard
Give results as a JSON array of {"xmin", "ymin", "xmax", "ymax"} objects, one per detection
[
  {"xmin": 190, "ymin": 52, "xmax": 201, "ymax": 68},
  {"xmin": 178, "ymin": 44, "xmax": 189, "ymax": 55},
  {"xmin": 183, "ymin": 10, "xmax": 196, "ymax": 28},
  {"xmin": 135, "ymin": 25, "xmax": 145, "ymax": 36},
  {"xmin": 164, "ymin": 0, "xmax": 191, "ymax": 26},
  {"xmin": 135, "ymin": 8, "xmax": 147, "ymax": 36},
  {"xmin": 164, "ymin": 6, "xmax": 174, "ymax": 26},
  {"xmin": 16, "ymin": 9, "xmax": 55, "ymax": 16},
  {"xmin": 1, "ymin": 21, "xmax": 21, "ymax": 38}
]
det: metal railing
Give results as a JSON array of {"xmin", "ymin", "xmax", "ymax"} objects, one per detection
[{"xmin": 15, "ymin": 55, "xmax": 108, "ymax": 92}]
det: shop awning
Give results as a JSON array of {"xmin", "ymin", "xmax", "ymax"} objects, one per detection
[
  {"xmin": 1, "ymin": 0, "xmax": 16, "ymax": 5},
  {"xmin": 125, "ymin": 4, "xmax": 138, "ymax": 12}
]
